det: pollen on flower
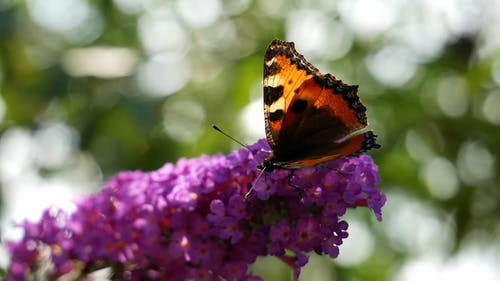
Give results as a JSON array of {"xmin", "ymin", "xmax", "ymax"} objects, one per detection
[
  {"xmin": 181, "ymin": 237, "xmax": 190, "ymax": 250},
  {"xmin": 6, "ymin": 139, "xmax": 385, "ymax": 281},
  {"xmin": 51, "ymin": 245, "xmax": 63, "ymax": 256}
]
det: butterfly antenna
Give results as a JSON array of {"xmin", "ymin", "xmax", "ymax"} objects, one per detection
[
  {"xmin": 212, "ymin": 124, "xmax": 264, "ymax": 199},
  {"xmin": 212, "ymin": 124, "xmax": 249, "ymax": 149},
  {"xmin": 245, "ymin": 166, "xmax": 266, "ymax": 199}
]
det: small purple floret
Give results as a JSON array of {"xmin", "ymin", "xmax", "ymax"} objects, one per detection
[{"xmin": 6, "ymin": 139, "xmax": 385, "ymax": 281}]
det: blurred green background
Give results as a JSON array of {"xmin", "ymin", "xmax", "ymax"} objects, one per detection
[{"xmin": 0, "ymin": 0, "xmax": 499, "ymax": 280}]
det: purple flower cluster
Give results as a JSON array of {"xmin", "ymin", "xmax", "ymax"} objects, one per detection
[{"xmin": 7, "ymin": 139, "xmax": 385, "ymax": 281}]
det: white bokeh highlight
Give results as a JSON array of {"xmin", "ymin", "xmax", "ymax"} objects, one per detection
[
  {"xmin": 366, "ymin": 45, "xmax": 418, "ymax": 87},
  {"xmin": 27, "ymin": 0, "xmax": 103, "ymax": 44},
  {"xmin": 335, "ymin": 217, "xmax": 375, "ymax": 266},
  {"xmin": 175, "ymin": 0, "xmax": 222, "ymax": 29},
  {"xmin": 421, "ymin": 157, "xmax": 460, "ymax": 200},
  {"xmin": 138, "ymin": 12, "xmax": 188, "ymax": 56},
  {"xmin": 137, "ymin": 53, "xmax": 191, "ymax": 97}
]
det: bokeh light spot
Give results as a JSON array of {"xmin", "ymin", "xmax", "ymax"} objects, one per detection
[
  {"xmin": 240, "ymin": 98, "xmax": 264, "ymax": 142},
  {"xmin": 286, "ymin": 9, "xmax": 329, "ymax": 57},
  {"xmin": 113, "ymin": 0, "xmax": 143, "ymax": 14},
  {"xmin": 395, "ymin": 245, "xmax": 500, "ymax": 281},
  {"xmin": 0, "ymin": 128, "xmax": 34, "ymax": 181},
  {"xmin": 366, "ymin": 45, "xmax": 418, "ymax": 87},
  {"xmin": 286, "ymin": 10, "xmax": 353, "ymax": 61},
  {"xmin": 457, "ymin": 141, "xmax": 495, "ymax": 186},
  {"xmin": 257, "ymin": 0, "xmax": 287, "ymax": 18},
  {"xmin": 221, "ymin": 0, "xmax": 252, "ymax": 15},
  {"xmin": 137, "ymin": 53, "xmax": 191, "ymax": 97},
  {"xmin": 338, "ymin": 0, "xmax": 396, "ymax": 40},
  {"xmin": 162, "ymin": 99, "xmax": 206, "ymax": 144},
  {"xmin": 491, "ymin": 56, "xmax": 500, "ymax": 86},
  {"xmin": 405, "ymin": 129, "xmax": 435, "ymax": 162},
  {"xmin": 436, "ymin": 75, "xmax": 468, "ymax": 118},
  {"xmin": 27, "ymin": 0, "xmax": 103, "ymax": 44},
  {"xmin": 62, "ymin": 47, "xmax": 138, "ymax": 78},
  {"xmin": 384, "ymin": 192, "xmax": 454, "ymax": 255},
  {"xmin": 33, "ymin": 122, "xmax": 78, "ymax": 169},
  {"xmin": 138, "ymin": 13, "xmax": 188, "ymax": 55},
  {"xmin": 336, "ymin": 218, "xmax": 375, "ymax": 266},
  {"xmin": 421, "ymin": 156, "xmax": 459, "ymax": 200},
  {"xmin": 482, "ymin": 91, "xmax": 500, "ymax": 125},
  {"xmin": 197, "ymin": 18, "xmax": 239, "ymax": 54},
  {"xmin": 0, "ymin": 95, "xmax": 6, "ymax": 125},
  {"xmin": 176, "ymin": 0, "xmax": 222, "ymax": 29}
]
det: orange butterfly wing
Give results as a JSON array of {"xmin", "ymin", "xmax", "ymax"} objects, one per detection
[{"xmin": 262, "ymin": 40, "xmax": 379, "ymax": 170}]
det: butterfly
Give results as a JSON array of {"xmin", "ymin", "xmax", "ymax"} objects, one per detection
[{"xmin": 258, "ymin": 39, "xmax": 380, "ymax": 172}]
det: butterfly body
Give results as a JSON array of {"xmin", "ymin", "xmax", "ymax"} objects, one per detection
[{"xmin": 260, "ymin": 40, "xmax": 380, "ymax": 172}]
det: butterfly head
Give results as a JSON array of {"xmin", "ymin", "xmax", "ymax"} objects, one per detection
[{"xmin": 257, "ymin": 154, "xmax": 279, "ymax": 172}]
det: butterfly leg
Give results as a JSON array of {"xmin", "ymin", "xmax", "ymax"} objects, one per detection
[
  {"xmin": 287, "ymin": 170, "xmax": 300, "ymax": 188},
  {"xmin": 244, "ymin": 168, "xmax": 268, "ymax": 199},
  {"xmin": 286, "ymin": 170, "xmax": 307, "ymax": 199},
  {"xmin": 332, "ymin": 167, "xmax": 348, "ymax": 178}
]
